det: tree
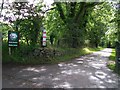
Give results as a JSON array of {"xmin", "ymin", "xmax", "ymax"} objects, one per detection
[
  {"xmin": 0, "ymin": 1, "xmax": 44, "ymax": 46},
  {"xmin": 44, "ymin": 7, "xmax": 67, "ymax": 47},
  {"xmin": 54, "ymin": 2, "xmax": 103, "ymax": 48},
  {"xmin": 86, "ymin": 2, "xmax": 114, "ymax": 48},
  {"xmin": 103, "ymin": 2, "xmax": 119, "ymax": 47}
]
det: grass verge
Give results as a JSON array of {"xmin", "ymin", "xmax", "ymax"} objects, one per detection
[
  {"xmin": 2, "ymin": 41, "xmax": 104, "ymax": 65},
  {"xmin": 107, "ymin": 48, "xmax": 120, "ymax": 75},
  {"xmin": 107, "ymin": 49, "xmax": 116, "ymax": 70},
  {"xmin": 109, "ymin": 49, "xmax": 116, "ymax": 61},
  {"xmin": 52, "ymin": 47, "xmax": 104, "ymax": 64},
  {"xmin": 107, "ymin": 48, "xmax": 115, "ymax": 70}
]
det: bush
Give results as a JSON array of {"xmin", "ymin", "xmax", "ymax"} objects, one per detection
[{"xmin": 2, "ymin": 41, "xmax": 36, "ymax": 64}]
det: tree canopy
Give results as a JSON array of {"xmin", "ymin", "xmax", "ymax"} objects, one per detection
[{"xmin": 0, "ymin": 1, "xmax": 118, "ymax": 48}]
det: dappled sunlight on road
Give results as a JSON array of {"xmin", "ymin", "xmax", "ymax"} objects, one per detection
[
  {"xmin": 89, "ymin": 62, "xmax": 106, "ymax": 69},
  {"xmin": 95, "ymin": 71, "xmax": 107, "ymax": 79},
  {"xmin": 22, "ymin": 66, "xmax": 47, "ymax": 72},
  {"xmin": 93, "ymin": 48, "xmax": 112, "ymax": 57},
  {"xmin": 61, "ymin": 69, "xmax": 81, "ymax": 75},
  {"xmin": 54, "ymin": 82, "xmax": 73, "ymax": 88},
  {"xmin": 2, "ymin": 48, "xmax": 119, "ymax": 88}
]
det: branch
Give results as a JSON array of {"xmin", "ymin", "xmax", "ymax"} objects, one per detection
[
  {"xmin": 74, "ymin": 2, "xmax": 103, "ymax": 23},
  {"xmin": 56, "ymin": 3, "xmax": 66, "ymax": 23},
  {"xmin": 85, "ymin": 2, "xmax": 103, "ymax": 8},
  {"xmin": 74, "ymin": 2, "xmax": 86, "ymax": 22},
  {"xmin": 42, "ymin": 7, "xmax": 55, "ymax": 14},
  {"xmin": 70, "ymin": 2, "xmax": 76, "ymax": 17},
  {"xmin": 0, "ymin": 0, "xmax": 4, "ymax": 13}
]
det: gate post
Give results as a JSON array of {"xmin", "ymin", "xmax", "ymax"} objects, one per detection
[{"xmin": 115, "ymin": 42, "xmax": 120, "ymax": 74}]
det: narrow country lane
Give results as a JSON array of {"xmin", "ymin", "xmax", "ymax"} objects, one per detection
[{"xmin": 2, "ymin": 48, "xmax": 120, "ymax": 88}]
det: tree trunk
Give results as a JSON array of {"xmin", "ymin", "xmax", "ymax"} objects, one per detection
[
  {"xmin": 26, "ymin": 38, "xmax": 29, "ymax": 46},
  {"xmin": 95, "ymin": 43, "xmax": 98, "ymax": 48}
]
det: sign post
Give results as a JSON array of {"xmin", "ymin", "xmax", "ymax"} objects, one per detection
[
  {"xmin": 42, "ymin": 29, "xmax": 47, "ymax": 47},
  {"xmin": 8, "ymin": 31, "xmax": 19, "ymax": 55}
]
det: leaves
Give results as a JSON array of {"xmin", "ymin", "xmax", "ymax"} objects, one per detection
[{"xmin": 1, "ymin": 1, "xmax": 117, "ymax": 48}]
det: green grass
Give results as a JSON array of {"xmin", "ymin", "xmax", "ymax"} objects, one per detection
[
  {"xmin": 50, "ymin": 47, "xmax": 104, "ymax": 64},
  {"xmin": 2, "ymin": 41, "xmax": 104, "ymax": 65},
  {"xmin": 109, "ymin": 49, "xmax": 116, "ymax": 61},
  {"xmin": 107, "ymin": 63, "xmax": 115, "ymax": 71},
  {"xmin": 2, "ymin": 41, "xmax": 37, "ymax": 64},
  {"xmin": 107, "ymin": 49, "xmax": 120, "ymax": 75},
  {"xmin": 107, "ymin": 49, "xmax": 116, "ymax": 70},
  {"xmin": 107, "ymin": 48, "xmax": 120, "ymax": 75}
]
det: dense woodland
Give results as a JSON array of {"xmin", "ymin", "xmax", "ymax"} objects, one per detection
[{"xmin": 1, "ymin": 1, "xmax": 119, "ymax": 65}]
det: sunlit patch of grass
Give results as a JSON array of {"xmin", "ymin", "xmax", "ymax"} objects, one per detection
[
  {"xmin": 83, "ymin": 47, "xmax": 104, "ymax": 53},
  {"xmin": 107, "ymin": 61, "xmax": 115, "ymax": 71},
  {"xmin": 107, "ymin": 49, "xmax": 120, "ymax": 75},
  {"xmin": 54, "ymin": 47, "xmax": 104, "ymax": 64},
  {"xmin": 83, "ymin": 48, "xmax": 92, "ymax": 53},
  {"xmin": 108, "ymin": 49, "xmax": 116, "ymax": 69},
  {"xmin": 107, "ymin": 63, "xmax": 115, "ymax": 71},
  {"xmin": 109, "ymin": 49, "xmax": 116, "ymax": 61}
]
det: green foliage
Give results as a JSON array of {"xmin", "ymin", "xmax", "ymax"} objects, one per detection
[
  {"xmin": 0, "ymin": 23, "xmax": 12, "ymax": 40},
  {"xmin": 2, "ymin": 41, "xmax": 11, "ymax": 63},
  {"xmin": 45, "ymin": 2, "xmax": 116, "ymax": 48},
  {"xmin": 1, "ymin": 1, "xmax": 117, "ymax": 48},
  {"xmin": 13, "ymin": 2, "xmax": 44, "ymax": 46},
  {"xmin": 1, "ymin": 2, "xmax": 44, "ymax": 47},
  {"xmin": 110, "ymin": 2, "xmax": 120, "ymax": 43},
  {"xmin": 44, "ymin": 8, "xmax": 66, "ymax": 47},
  {"xmin": 2, "ymin": 40, "xmax": 103, "ymax": 65},
  {"xmin": 2, "ymin": 41, "xmax": 32, "ymax": 64},
  {"xmin": 1, "ymin": 1, "xmax": 119, "ymax": 65},
  {"xmin": 50, "ymin": 47, "xmax": 104, "ymax": 64},
  {"xmin": 107, "ymin": 49, "xmax": 120, "ymax": 75},
  {"xmin": 2, "ymin": 41, "xmax": 51, "ymax": 65},
  {"xmin": 52, "ymin": 2, "xmax": 102, "ymax": 48},
  {"xmin": 86, "ymin": 2, "xmax": 115, "ymax": 48},
  {"xmin": 107, "ymin": 63, "xmax": 115, "ymax": 71},
  {"xmin": 19, "ymin": 16, "xmax": 42, "ymax": 46},
  {"xmin": 109, "ymin": 49, "xmax": 116, "ymax": 61}
]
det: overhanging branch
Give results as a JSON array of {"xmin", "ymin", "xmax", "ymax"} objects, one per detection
[
  {"xmin": 0, "ymin": 0, "xmax": 4, "ymax": 13},
  {"xmin": 74, "ymin": 2, "xmax": 86, "ymax": 22},
  {"xmin": 42, "ymin": 7, "xmax": 55, "ymax": 14},
  {"xmin": 85, "ymin": 2, "xmax": 103, "ymax": 8},
  {"xmin": 70, "ymin": 2, "xmax": 76, "ymax": 17},
  {"xmin": 56, "ymin": 3, "xmax": 66, "ymax": 23}
]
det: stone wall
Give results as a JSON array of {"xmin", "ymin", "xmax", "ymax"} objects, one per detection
[{"xmin": 31, "ymin": 48, "xmax": 62, "ymax": 58}]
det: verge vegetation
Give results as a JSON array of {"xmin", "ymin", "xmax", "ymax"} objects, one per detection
[
  {"xmin": 107, "ymin": 49, "xmax": 120, "ymax": 75},
  {"xmin": 2, "ymin": 41, "xmax": 103, "ymax": 65},
  {"xmin": 107, "ymin": 49, "xmax": 116, "ymax": 70}
]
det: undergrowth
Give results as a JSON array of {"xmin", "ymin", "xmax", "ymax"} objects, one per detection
[{"xmin": 2, "ymin": 41, "xmax": 104, "ymax": 65}]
